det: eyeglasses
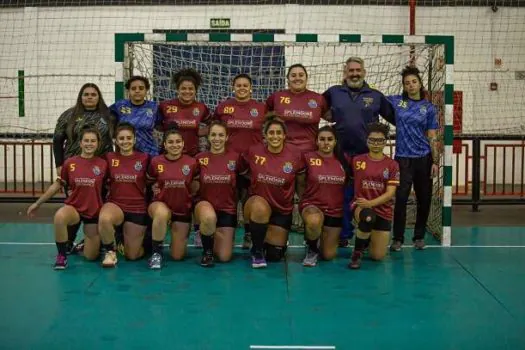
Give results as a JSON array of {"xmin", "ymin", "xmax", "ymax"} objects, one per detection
[{"xmin": 367, "ymin": 137, "xmax": 386, "ymax": 145}]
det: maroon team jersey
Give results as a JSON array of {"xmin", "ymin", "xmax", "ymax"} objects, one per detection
[
  {"xmin": 214, "ymin": 98, "xmax": 266, "ymax": 155},
  {"xmin": 105, "ymin": 152, "xmax": 149, "ymax": 214},
  {"xmin": 239, "ymin": 143, "xmax": 305, "ymax": 215},
  {"xmin": 351, "ymin": 154, "xmax": 400, "ymax": 220},
  {"xmin": 159, "ymin": 99, "xmax": 210, "ymax": 156},
  {"xmin": 266, "ymin": 89, "xmax": 327, "ymax": 153},
  {"xmin": 299, "ymin": 152, "xmax": 346, "ymax": 218},
  {"xmin": 195, "ymin": 150, "xmax": 239, "ymax": 215},
  {"xmin": 60, "ymin": 156, "xmax": 108, "ymax": 219},
  {"xmin": 148, "ymin": 154, "xmax": 198, "ymax": 216}
]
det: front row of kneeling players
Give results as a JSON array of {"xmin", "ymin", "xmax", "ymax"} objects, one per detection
[{"xmin": 28, "ymin": 117, "xmax": 399, "ymax": 271}]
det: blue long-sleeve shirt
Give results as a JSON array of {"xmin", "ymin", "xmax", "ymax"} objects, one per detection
[
  {"xmin": 110, "ymin": 100, "xmax": 160, "ymax": 156},
  {"xmin": 323, "ymin": 82, "xmax": 395, "ymax": 155}
]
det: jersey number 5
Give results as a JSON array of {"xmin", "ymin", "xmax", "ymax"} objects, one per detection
[{"xmin": 69, "ymin": 163, "xmax": 76, "ymax": 172}]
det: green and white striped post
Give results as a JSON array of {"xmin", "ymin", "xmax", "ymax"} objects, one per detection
[{"xmin": 114, "ymin": 32, "xmax": 454, "ymax": 246}]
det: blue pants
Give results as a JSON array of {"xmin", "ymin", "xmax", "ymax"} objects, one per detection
[{"xmin": 341, "ymin": 181, "xmax": 355, "ymax": 240}]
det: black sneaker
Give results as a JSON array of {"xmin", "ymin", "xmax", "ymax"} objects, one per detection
[
  {"xmin": 200, "ymin": 251, "xmax": 215, "ymax": 267},
  {"xmin": 348, "ymin": 250, "xmax": 363, "ymax": 269}
]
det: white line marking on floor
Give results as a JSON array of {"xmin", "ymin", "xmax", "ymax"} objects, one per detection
[{"xmin": 250, "ymin": 346, "xmax": 336, "ymax": 350}]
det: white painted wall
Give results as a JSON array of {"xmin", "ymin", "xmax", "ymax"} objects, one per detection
[{"xmin": 0, "ymin": 4, "xmax": 524, "ymax": 187}]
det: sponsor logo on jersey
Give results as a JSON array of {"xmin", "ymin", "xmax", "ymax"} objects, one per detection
[
  {"xmin": 282, "ymin": 161, "xmax": 293, "ymax": 174},
  {"xmin": 92, "ymin": 166, "xmax": 101, "ymax": 176},
  {"xmin": 182, "ymin": 164, "xmax": 191, "ymax": 176},
  {"xmin": 192, "ymin": 107, "xmax": 200, "ymax": 117},
  {"xmin": 227, "ymin": 160, "xmax": 236, "ymax": 171},
  {"xmin": 226, "ymin": 119, "xmax": 253, "ymax": 129},
  {"xmin": 75, "ymin": 177, "xmax": 96, "ymax": 187},
  {"xmin": 176, "ymin": 119, "xmax": 198, "ymax": 128},
  {"xmin": 203, "ymin": 174, "xmax": 231, "ymax": 184},
  {"xmin": 308, "ymin": 99, "xmax": 318, "ymax": 108},
  {"xmin": 362, "ymin": 180, "xmax": 384, "ymax": 191},
  {"xmin": 134, "ymin": 161, "xmax": 143, "ymax": 171},
  {"xmin": 362, "ymin": 97, "xmax": 374, "ymax": 107},
  {"xmin": 250, "ymin": 108, "xmax": 259, "ymax": 117},
  {"xmin": 257, "ymin": 173, "xmax": 286, "ymax": 186},
  {"xmin": 318, "ymin": 174, "xmax": 345, "ymax": 185},
  {"xmin": 283, "ymin": 109, "xmax": 313, "ymax": 119},
  {"xmin": 383, "ymin": 168, "xmax": 389, "ymax": 179},
  {"xmin": 115, "ymin": 174, "xmax": 137, "ymax": 183}
]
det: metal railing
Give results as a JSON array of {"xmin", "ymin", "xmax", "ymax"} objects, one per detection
[{"xmin": 1, "ymin": 137, "xmax": 525, "ymax": 208}]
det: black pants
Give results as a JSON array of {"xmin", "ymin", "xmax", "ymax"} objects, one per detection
[{"xmin": 393, "ymin": 154, "xmax": 433, "ymax": 243}]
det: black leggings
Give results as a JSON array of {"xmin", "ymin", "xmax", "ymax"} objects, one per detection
[{"xmin": 392, "ymin": 154, "xmax": 433, "ymax": 243}]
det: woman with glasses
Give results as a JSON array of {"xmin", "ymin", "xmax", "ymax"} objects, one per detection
[{"xmin": 348, "ymin": 122, "xmax": 400, "ymax": 269}]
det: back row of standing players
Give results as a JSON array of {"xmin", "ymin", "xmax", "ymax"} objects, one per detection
[{"xmin": 30, "ymin": 57, "xmax": 440, "ymax": 270}]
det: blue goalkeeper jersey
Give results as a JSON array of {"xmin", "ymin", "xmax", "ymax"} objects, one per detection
[
  {"xmin": 388, "ymin": 95, "xmax": 439, "ymax": 158},
  {"xmin": 110, "ymin": 99, "xmax": 160, "ymax": 156}
]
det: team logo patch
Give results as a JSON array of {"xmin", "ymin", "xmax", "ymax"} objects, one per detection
[
  {"xmin": 192, "ymin": 107, "xmax": 200, "ymax": 117},
  {"xmin": 383, "ymin": 168, "xmax": 389, "ymax": 179},
  {"xmin": 146, "ymin": 108, "xmax": 153, "ymax": 117},
  {"xmin": 182, "ymin": 164, "xmax": 191, "ymax": 176},
  {"xmin": 308, "ymin": 99, "xmax": 318, "ymax": 108},
  {"xmin": 420, "ymin": 105, "xmax": 427, "ymax": 115},
  {"xmin": 282, "ymin": 162, "xmax": 293, "ymax": 174},
  {"xmin": 134, "ymin": 161, "xmax": 143, "ymax": 171},
  {"xmin": 363, "ymin": 97, "xmax": 374, "ymax": 107},
  {"xmin": 92, "ymin": 166, "xmax": 101, "ymax": 176},
  {"xmin": 250, "ymin": 108, "xmax": 259, "ymax": 117},
  {"xmin": 227, "ymin": 160, "xmax": 236, "ymax": 171}
]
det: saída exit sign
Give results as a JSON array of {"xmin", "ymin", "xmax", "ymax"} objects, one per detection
[{"xmin": 210, "ymin": 18, "xmax": 231, "ymax": 29}]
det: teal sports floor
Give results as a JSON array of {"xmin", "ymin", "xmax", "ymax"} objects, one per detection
[{"xmin": 1, "ymin": 212, "xmax": 525, "ymax": 349}]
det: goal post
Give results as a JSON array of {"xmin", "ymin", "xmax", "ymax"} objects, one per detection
[{"xmin": 114, "ymin": 32, "xmax": 454, "ymax": 246}]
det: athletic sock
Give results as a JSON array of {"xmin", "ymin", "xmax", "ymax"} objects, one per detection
[
  {"xmin": 152, "ymin": 239, "xmax": 164, "ymax": 255},
  {"xmin": 201, "ymin": 234, "xmax": 214, "ymax": 253},
  {"xmin": 250, "ymin": 222, "xmax": 267, "ymax": 254},
  {"xmin": 306, "ymin": 238, "xmax": 319, "ymax": 253},
  {"xmin": 56, "ymin": 241, "xmax": 68, "ymax": 256},
  {"xmin": 354, "ymin": 237, "xmax": 368, "ymax": 252}
]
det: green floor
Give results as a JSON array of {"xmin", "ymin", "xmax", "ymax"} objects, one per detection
[{"xmin": 1, "ymin": 223, "xmax": 524, "ymax": 350}]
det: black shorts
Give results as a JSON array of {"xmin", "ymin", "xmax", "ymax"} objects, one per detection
[
  {"xmin": 67, "ymin": 215, "xmax": 98, "ymax": 238},
  {"xmin": 171, "ymin": 214, "xmax": 192, "ymax": 224},
  {"xmin": 216, "ymin": 211, "xmax": 237, "ymax": 228},
  {"xmin": 80, "ymin": 216, "xmax": 98, "ymax": 225},
  {"xmin": 269, "ymin": 211, "xmax": 293, "ymax": 231},
  {"xmin": 323, "ymin": 215, "xmax": 343, "ymax": 228},
  {"xmin": 123, "ymin": 212, "xmax": 149, "ymax": 227},
  {"xmin": 373, "ymin": 215, "xmax": 392, "ymax": 231}
]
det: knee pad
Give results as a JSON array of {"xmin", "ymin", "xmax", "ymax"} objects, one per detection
[
  {"xmin": 358, "ymin": 208, "xmax": 376, "ymax": 233},
  {"xmin": 264, "ymin": 243, "xmax": 287, "ymax": 262}
]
